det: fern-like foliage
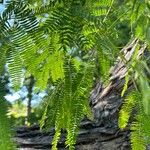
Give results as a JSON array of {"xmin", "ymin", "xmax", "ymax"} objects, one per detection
[
  {"xmin": 119, "ymin": 58, "xmax": 150, "ymax": 150},
  {"xmin": 130, "ymin": 101, "xmax": 150, "ymax": 150},
  {"xmin": 0, "ymin": 1, "xmax": 37, "ymax": 89},
  {"xmin": 119, "ymin": 90, "xmax": 140, "ymax": 129},
  {"xmin": 0, "ymin": 0, "xmax": 52, "ymax": 89},
  {"xmin": 40, "ymin": 57, "xmax": 94, "ymax": 149},
  {"xmin": 0, "ymin": 0, "xmax": 117, "ymax": 90},
  {"xmin": 0, "ymin": 77, "xmax": 16, "ymax": 149}
]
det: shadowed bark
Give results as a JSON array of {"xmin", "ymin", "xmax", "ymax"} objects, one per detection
[
  {"xmin": 15, "ymin": 39, "xmax": 148, "ymax": 150},
  {"xmin": 24, "ymin": 75, "xmax": 35, "ymax": 124}
]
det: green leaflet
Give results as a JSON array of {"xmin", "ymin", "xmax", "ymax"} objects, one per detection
[
  {"xmin": 49, "ymin": 50, "xmax": 65, "ymax": 82},
  {"xmin": 131, "ymin": 121, "xmax": 146, "ymax": 150},
  {"xmin": 34, "ymin": 50, "xmax": 65, "ymax": 90},
  {"xmin": 121, "ymin": 74, "xmax": 129, "ymax": 97},
  {"xmin": 119, "ymin": 90, "xmax": 140, "ymax": 129}
]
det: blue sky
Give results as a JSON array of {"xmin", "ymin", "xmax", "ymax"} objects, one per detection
[
  {"xmin": 5, "ymin": 86, "xmax": 46, "ymax": 106},
  {"xmin": 0, "ymin": 2, "xmax": 5, "ymax": 13},
  {"xmin": 0, "ymin": 5, "xmax": 4, "ymax": 12}
]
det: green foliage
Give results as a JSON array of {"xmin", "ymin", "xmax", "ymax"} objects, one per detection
[
  {"xmin": 40, "ymin": 59, "xmax": 94, "ymax": 149},
  {"xmin": 0, "ymin": 0, "xmax": 117, "ymax": 90},
  {"xmin": 0, "ymin": 3, "xmax": 116, "ymax": 149},
  {"xmin": 121, "ymin": 74, "xmax": 129, "ymax": 97},
  {"xmin": 131, "ymin": 120, "xmax": 146, "ymax": 150},
  {"xmin": 118, "ymin": 0, "xmax": 150, "ymax": 42},
  {"xmin": 119, "ymin": 59, "xmax": 150, "ymax": 150},
  {"xmin": 0, "ymin": 0, "xmax": 150, "ymax": 149},
  {"xmin": 130, "ymin": 0, "xmax": 150, "ymax": 41},
  {"xmin": 119, "ymin": 90, "xmax": 140, "ymax": 129},
  {"xmin": 0, "ymin": 78, "xmax": 16, "ymax": 149},
  {"xmin": 8, "ymin": 101, "xmax": 27, "ymax": 118}
]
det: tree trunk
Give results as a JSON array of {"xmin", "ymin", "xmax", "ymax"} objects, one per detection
[
  {"xmin": 26, "ymin": 75, "xmax": 35, "ymax": 124},
  {"xmin": 15, "ymin": 39, "xmax": 148, "ymax": 150}
]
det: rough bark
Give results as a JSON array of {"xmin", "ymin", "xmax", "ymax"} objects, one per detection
[
  {"xmin": 15, "ymin": 39, "xmax": 147, "ymax": 150},
  {"xmin": 15, "ymin": 119, "xmax": 130, "ymax": 150}
]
